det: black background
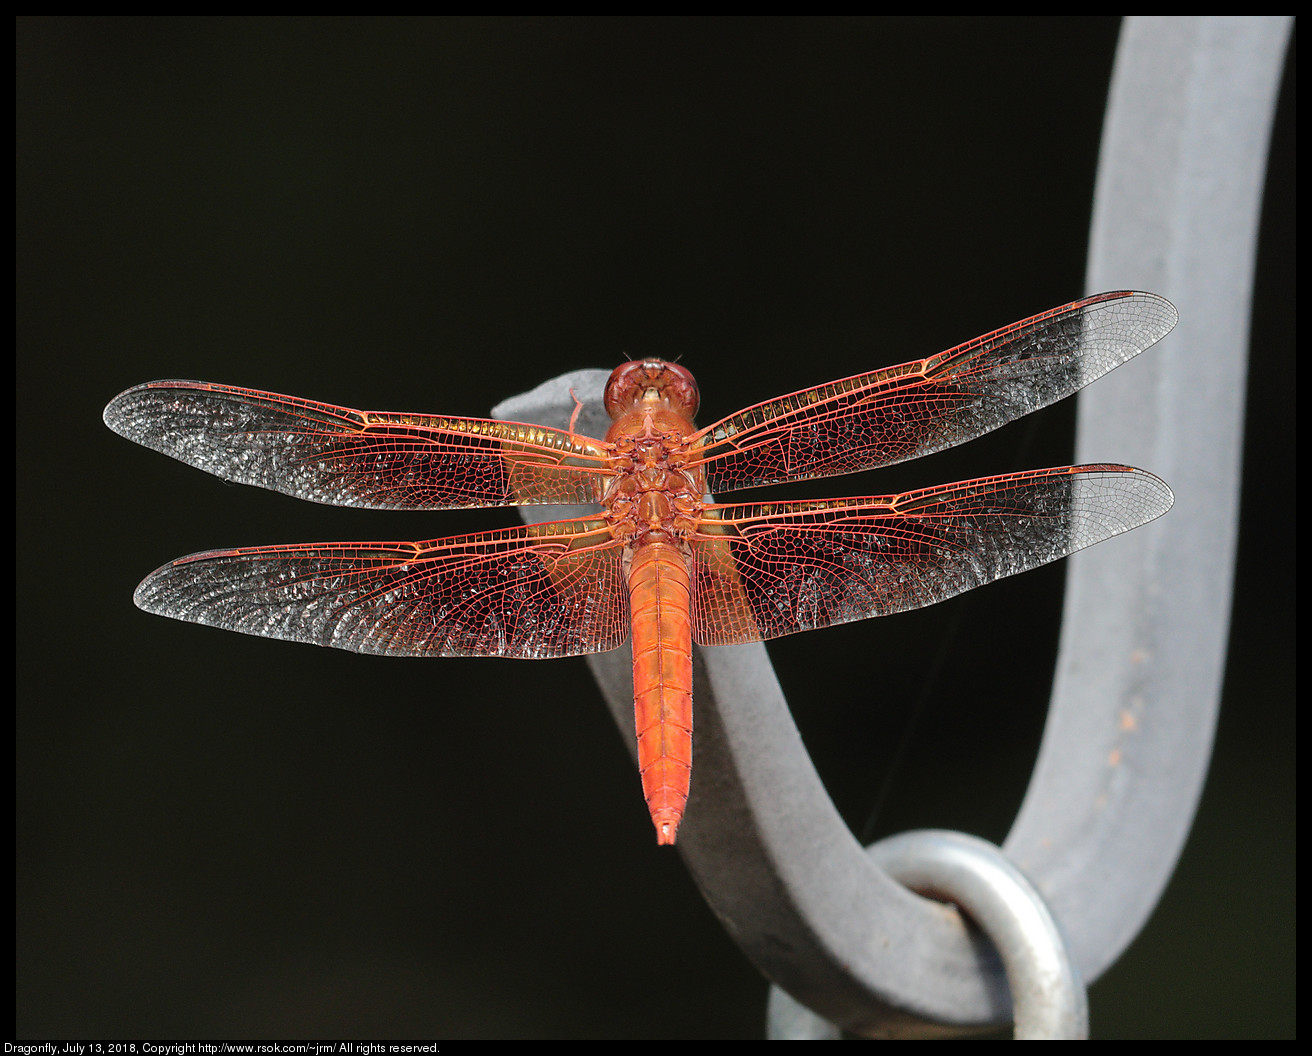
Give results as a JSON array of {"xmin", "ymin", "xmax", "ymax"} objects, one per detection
[{"xmin": 17, "ymin": 17, "xmax": 1294, "ymax": 1038}]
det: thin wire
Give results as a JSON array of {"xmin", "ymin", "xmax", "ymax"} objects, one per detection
[
  {"xmin": 857, "ymin": 593, "xmax": 972, "ymax": 845},
  {"xmin": 858, "ymin": 407, "xmax": 1056, "ymax": 845}
]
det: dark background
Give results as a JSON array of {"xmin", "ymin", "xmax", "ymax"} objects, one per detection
[{"xmin": 17, "ymin": 17, "xmax": 1294, "ymax": 1039}]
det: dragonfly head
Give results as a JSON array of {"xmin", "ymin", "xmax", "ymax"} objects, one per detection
[{"xmin": 603, "ymin": 359, "xmax": 700, "ymax": 422}]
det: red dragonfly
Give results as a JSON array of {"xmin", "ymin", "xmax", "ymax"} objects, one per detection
[{"xmin": 105, "ymin": 291, "xmax": 1176, "ymax": 845}]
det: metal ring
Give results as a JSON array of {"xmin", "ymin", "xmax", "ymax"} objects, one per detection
[
  {"xmin": 866, "ymin": 831, "xmax": 1087, "ymax": 1039},
  {"xmin": 766, "ymin": 831, "xmax": 1086, "ymax": 1039}
]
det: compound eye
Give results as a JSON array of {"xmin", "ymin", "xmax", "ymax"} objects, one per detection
[
  {"xmin": 602, "ymin": 361, "xmax": 648, "ymax": 419},
  {"xmin": 659, "ymin": 362, "xmax": 700, "ymax": 418}
]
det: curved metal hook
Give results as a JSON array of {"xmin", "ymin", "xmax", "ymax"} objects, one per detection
[{"xmin": 496, "ymin": 16, "xmax": 1291, "ymax": 1036}]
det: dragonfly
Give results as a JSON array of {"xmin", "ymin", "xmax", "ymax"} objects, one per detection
[{"xmin": 104, "ymin": 290, "xmax": 1176, "ymax": 845}]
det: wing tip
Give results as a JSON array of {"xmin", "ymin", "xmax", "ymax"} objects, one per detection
[
  {"xmin": 103, "ymin": 380, "xmax": 215, "ymax": 436},
  {"xmin": 1091, "ymin": 289, "xmax": 1180, "ymax": 344},
  {"xmin": 1068, "ymin": 463, "xmax": 1175, "ymax": 529}
]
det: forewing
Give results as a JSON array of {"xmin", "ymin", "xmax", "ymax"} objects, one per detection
[
  {"xmin": 104, "ymin": 380, "xmax": 613, "ymax": 509},
  {"xmin": 690, "ymin": 465, "xmax": 1173, "ymax": 646},
  {"xmin": 694, "ymin": 292, "xmax": 1177, "ymax": 493},
  {"xmin": 134, "ymin": 517, "xmax": 629, "ymax": 659}
]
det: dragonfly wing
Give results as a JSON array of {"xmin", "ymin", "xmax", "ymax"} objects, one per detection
[
  {"xmin": 690, "ymin": 465, "xmax": 1173, "ymax": 646},
  {"xmin": 695, "ymin": 291, "xmax": 1177, "ymax": 493},
  {"xmin": 104, "ymin": 380, "xmax": 613, "ymax": 509},
  {"xmin": 134, "ymin": 517, "xmax": 629, "ymax": 659}
]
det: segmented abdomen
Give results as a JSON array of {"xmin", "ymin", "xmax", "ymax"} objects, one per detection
[{"xmin": 627, "ymin": 541, "xmax": 695, "ymax": 845}]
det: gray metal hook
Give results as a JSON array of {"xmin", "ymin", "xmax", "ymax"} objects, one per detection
[{"xmin": 496, "ymin": 16, "xmax": 1291, "ymax": 1037}]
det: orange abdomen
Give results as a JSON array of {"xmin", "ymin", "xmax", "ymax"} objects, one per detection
[{"xmin": 627, "ymin": 540, "xmax": 694, "ymax": 845}]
